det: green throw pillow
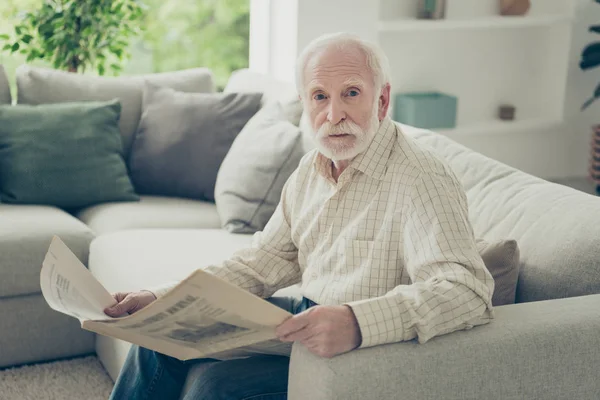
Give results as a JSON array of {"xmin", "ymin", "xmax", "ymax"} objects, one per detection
[{"xmin": 0, "ymin": 100, "xmax": 139, "ymax": 208}]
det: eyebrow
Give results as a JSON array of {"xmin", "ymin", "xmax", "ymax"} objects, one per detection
[{"xmin": 342, "ymin": 78, "xmax": 365, "ymax": 88}]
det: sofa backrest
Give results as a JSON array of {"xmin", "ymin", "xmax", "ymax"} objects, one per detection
[
  {"xmin": 401, "ymin": 122, "xmax": 600, "ymax": 304},
  {"xmin": 224, "ymin": 68, "xmax": 319, "ymax": 153},
  {"xmin": 0, "ymin": 65, "xmax": 11, "ymax": 105},
  {"xmin": 224, "ymin": 68, "xmax": 303, "ymax": 125},
  {"xmin": 15, "ymin": 65, "xmax": 215, "ymax": 156}
]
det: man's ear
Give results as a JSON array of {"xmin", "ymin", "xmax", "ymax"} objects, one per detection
[{"xmin": 378, "ymin": 83, "xmax": 391, "ymax": 120}]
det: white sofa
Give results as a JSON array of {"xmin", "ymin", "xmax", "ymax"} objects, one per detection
[{"xmin": 2, "ymin": 65, "xmax": 600, "ymax": 399}]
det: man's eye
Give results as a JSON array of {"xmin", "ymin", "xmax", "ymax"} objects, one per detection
[
  {"xmin": 314, "ymin": 93, "xmax": 326, "ymax": 101},
  {"xmin": 348, "ymin": 90, "xmax": 359, "ymax": 97}
]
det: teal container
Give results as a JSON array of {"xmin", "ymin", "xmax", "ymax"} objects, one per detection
[{"xmin": 393, "ymin": 92, "xmax": 457, "ymax": 129}]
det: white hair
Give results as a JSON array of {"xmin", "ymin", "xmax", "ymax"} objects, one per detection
[{"xmin": 295, "ymin": 32, "xmax": 391, "ymax": 99}]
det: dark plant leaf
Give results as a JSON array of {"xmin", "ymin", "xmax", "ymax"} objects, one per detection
[
  {"xmin": 590, "ymin": 25, "xmax": 600, "ymax": 34},
  {"xmin": 11, "ymin": 42, "xmax": 20, "ymax": 53},
  {"xmin": 580, "ymin": 42, "xmax": 600, "ymax": 70},
  {"xmin": 580, "ymin": 55, "xmax": 600, "ymax": 70},
  {"xmin": 581, "ymin": 82, "xmax": 600, "ymax": 111}
]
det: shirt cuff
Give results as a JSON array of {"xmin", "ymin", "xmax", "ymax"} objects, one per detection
[
  {"xmin": 345, "ymin": 296, "xmax": 413, "ymax": 348},
  {"xmin": 147, "ymin": 282, "xmax": 178, "ymax": 299}
]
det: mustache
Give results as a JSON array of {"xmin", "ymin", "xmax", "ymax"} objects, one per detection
[{"xmin": 317, "ymin": 120, "xmax": 364, "ymax": 137}]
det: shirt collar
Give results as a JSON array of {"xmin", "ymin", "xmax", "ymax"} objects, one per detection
[{"xmin": 314, "ymin": 116, "xmax": 396, "ymax": 182}]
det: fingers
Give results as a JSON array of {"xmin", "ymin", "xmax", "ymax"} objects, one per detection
[
  {"xmin": 275, "ymin": 310, "xmax": 312, "ymax": 338},
  {"xmin": 104, "ymin": 293, "xmax": 138, "ymax": 317},
  {"xmin": 279, "ymin": 326, "xmax": 317, "ymax": 343},
  {"xmin": 113, "ymin": 292, "xmax": 128, "ymax": 302}
]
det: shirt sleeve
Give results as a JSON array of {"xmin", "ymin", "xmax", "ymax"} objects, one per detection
[
  {"xmin": 346, "ymin": 170, "xmax": 495, "ymax": 347},
  {"xmin": 149, "ymin": 170, "xmax": 302, "ymax": 299}
]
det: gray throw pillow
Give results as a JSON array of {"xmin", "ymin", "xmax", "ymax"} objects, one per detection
[
  {"xmin": 128, "ymin": 83, "xmax": 262, "ymax": 201},
  {"xmin": 215, "ymin": 102, "xmax": 304, "ymax": 233},
  {"xmin": 476, "ymin": 239, "xmax": 521, "ymax": 306}
]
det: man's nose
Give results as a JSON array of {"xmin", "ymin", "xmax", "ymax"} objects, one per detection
[{"xmin": 327, "ymin": 98, "xmax": 347, "ymax": 125}]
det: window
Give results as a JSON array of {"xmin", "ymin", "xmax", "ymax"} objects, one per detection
[{"xmin": 0, "ymin": 0, "xmax": 250, "ymax": 94}]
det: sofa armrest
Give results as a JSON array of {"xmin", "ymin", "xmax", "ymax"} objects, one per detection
[{"xmin": 288, "ymin": 294, "xmax": 600, "ymax": 400}]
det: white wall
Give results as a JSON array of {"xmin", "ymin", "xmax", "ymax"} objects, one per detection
[{"xmin": 249, "ymin": 0, "xmax": 379, "ymax": 83}]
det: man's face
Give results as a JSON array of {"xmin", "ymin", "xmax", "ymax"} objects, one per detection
[{"xmin": 302, "ymin": 47, "xmax": 385, "ymax": 161}]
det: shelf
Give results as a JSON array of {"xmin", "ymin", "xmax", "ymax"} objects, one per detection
[
  {"xmin": 378, "ymin": 15, "xmax": 572, "ymax": 33},
  {"xmin": 433, "ymin": 118, "xmax": 564, "ymax": 137}
]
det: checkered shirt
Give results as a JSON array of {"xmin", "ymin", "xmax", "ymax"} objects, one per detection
[{"xmin": 154, "ymin": 116, "xmax": 495, "ymax": 347}]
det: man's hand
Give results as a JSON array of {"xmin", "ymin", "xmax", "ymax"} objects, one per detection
[
  {"xmin": 104, "ymin": 290, "xmax": 157, "ymax": 317},
  {"xmin": 275, "ymin": 305, "xmax": 362, "ymax": 358}
]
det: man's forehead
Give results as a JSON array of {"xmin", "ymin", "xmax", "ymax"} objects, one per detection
[
  {"xmin": 304, "ymin": 47, "xmax": 371, "ymax": 89},
  {"xmin": 307, "ymin": 75, "xmax": 366, "ymax": 90}
]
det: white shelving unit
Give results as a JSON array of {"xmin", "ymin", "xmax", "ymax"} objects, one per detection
[
  {"xmin": 435, "ymin": 117, "xmax": 564, "ymax": 137},
  {"xmin": 371, "ymin": 0, "xmax": 578, "ymax": 177},
  {"xmin": 379, "ymin": 0, "xmax": 575, "ymax": 137},
  {"xmin": 378, "ymin": 15, "xmax": 572, "ymax": 32}
]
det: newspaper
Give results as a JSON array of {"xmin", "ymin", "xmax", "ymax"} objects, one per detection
[{"xmin": 40, "ymin": 236, "xmax": 294, "ymax": 361}]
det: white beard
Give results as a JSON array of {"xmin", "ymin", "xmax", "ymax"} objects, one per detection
[{"xmin": 314, "ymin": 100, "xmax": 381, "ymax": 161}]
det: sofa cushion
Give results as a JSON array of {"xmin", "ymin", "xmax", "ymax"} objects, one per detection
[
  {"xmin": 0, "ymin": 294, "xmax": 94, "ymax": 367},
  {"xmin": 0, "ymin": 100, "xmax": 139, "ymax": 208},
  {"xmin": 0, "ymin": 204, "xmax": 95, "ymax": 298},
  {"xmin": 215, "ymin": 102, "xmax": 304, "ymax": 233},
  {"xmin": 477, "ymin": 239, "xmax": 520, "ymax": 306},
  {"xmin": 403, "ymin": 122, "xmax": 600, "ymax": 303},
  {"xmin": 73, "ymin": 196, "xmax": 222, "ymax": 235},
  {"xmin": 0, "ymin": 65, "xmax": 11, "ymax": 105},
  {"xmin": 128, "ymin": 83, "xmax": 262, "ymax": 201},
  {"xmin": 92, "ymin": 229, "xmax": 301, "ymax": 384},
  {"xmin": 89, "ymin": 229, "xmax": 254, "ymax": 294},
  {"xmin": 225, "ymin": 68, "xmax": 303, "ymax": 126},
  {"xmin": 16, "ymin": 65, "xmax": 214, "ymax": 155}
]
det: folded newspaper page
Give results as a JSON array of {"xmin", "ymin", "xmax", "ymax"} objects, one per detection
[{"xmin": 40, "ymin": 236, "xmax": 294, "ymax": 361}]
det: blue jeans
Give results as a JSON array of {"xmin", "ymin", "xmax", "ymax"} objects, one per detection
[{"xmin": 109, "ymin": 296, "xmax": 317, "ymax": 400}]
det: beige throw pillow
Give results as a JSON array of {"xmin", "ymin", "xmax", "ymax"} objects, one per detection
[{"xmin": 477, "ymin": 239, "xmax": 521, "ymax": 306}]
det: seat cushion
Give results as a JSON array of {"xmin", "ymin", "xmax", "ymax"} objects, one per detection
[
  {"xmin": 16, "ymin": 65, "xmax": 214, "ymax": 155},
  {"xmin": 0, "ymin": 205, "xmax": 95, "ymax": 298},
  {"xmin": 88, "ymin": 229, "xmax": 254, "ymax": 294},
  {"xmin": 0, "ymin": 65, "xmax": 11, "ymax": 105},
  {"xmin": 92, "ymin": 229, "xmax": 301, "ymax": 384},
  {"xmin": 74, "ymin": 196, "xmax": 222, "ymax": 235},
  {"xmin": 403, "ymin": 122, "xmax": 600, "ymax": 303}
]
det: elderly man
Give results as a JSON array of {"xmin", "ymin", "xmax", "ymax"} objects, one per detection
[{"xmin": 107, "ymin": 32, "xmax": 495, "ymax": 400}]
